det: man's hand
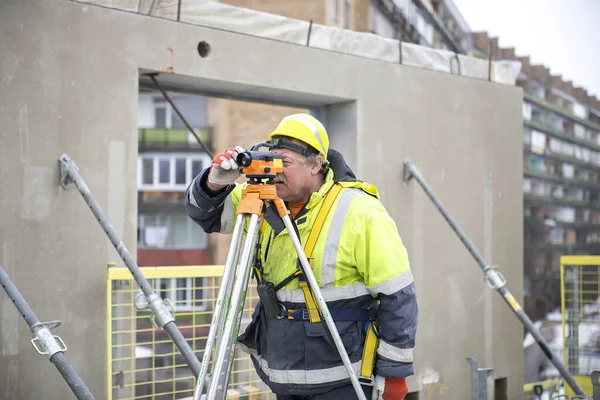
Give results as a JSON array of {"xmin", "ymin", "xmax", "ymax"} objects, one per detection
[
  {"xmin": 208, "ymin": 146, "xmax": 245, "ymax": 188},
  {"xmin": 372, "ymin": 376, "xmax": 408, "ymax": 400}
]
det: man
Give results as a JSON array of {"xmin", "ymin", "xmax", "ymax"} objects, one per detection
[{"xmin": 185, "ymin": 113, "xmax": 418, "ymax": 399}]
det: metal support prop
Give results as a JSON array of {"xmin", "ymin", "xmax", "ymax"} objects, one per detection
[
  {"xmin": 58, "ymin": 154, "xmax": 201, "ymax": 377},
  {"xmin": 403, "ymin": 160, "xmax": 586, "ymax": 397},
  {"xmin": 193, "ymin": 177, "xmax": 367, "ymax": 400},
  {"xmin": 0, "ymin": 264, "xmax": 95, "ymax": 399}
]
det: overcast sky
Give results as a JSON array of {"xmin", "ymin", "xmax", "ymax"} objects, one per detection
[{"xmin": 452, "ymin": 0, "xmax": 600, "ymax": 98}]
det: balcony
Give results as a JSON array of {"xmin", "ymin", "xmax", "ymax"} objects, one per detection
[
  {"xmin": 524, "ymin": 217, "xmax": 600, "ymax": 231},
  {"xmin": 524, "ymin": 146, "xmax": 600, "ymax": 173},
  {"xmin": 524, "ymin": 120, "xmax": 600, "ymax": 152},
  {"xmin": 525, "ymin": 92, "xmax": 600, "ymax": 135},
  {"xmin": 524, "ymin": 193, "xmax": 600, "ymax": 211},
  {"xmin": 524, "ymin": 169, "xmax": 600, "ymax": 190},
  {"xmin": 138, "ymin": 127, "xmax": 213, "ymax": 152}
]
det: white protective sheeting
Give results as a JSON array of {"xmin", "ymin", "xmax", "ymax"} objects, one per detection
[{"xmin": 77, "ymin": 0, "xmax": 521, "ymax": 85}]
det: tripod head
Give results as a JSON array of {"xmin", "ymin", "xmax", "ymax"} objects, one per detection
[{"xmin": 236, "ymin": 142, "xmax": 283, "ymax": 184}]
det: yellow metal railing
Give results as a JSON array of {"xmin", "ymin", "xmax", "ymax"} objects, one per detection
[
  {"xmin": 560, "ymin": 256, "xmax": 600, "ymax": 397},
  {"xmin": 107, "ymin": 264, "xmax": 275, "ymax": 400}
]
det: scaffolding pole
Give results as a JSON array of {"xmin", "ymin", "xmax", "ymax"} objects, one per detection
[
  {"xmin": 0, "ymin": 264, "xmax": 95, "ymax": 399},
  {"xmin": 403, "ymin": 160, "xmax": 585, "ymax": 397},
  {"xmin": 58, "ymin": 154, "xmax": 201, "ymax": 378}
]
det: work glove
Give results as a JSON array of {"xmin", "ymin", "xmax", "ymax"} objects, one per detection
[
  {"xmin": 371, "ymin": 376, "xmax": 408, "ymax": 400},
  {"xmin": 208, "ymin": 146, "xmax": 246, "ymax": 186}
]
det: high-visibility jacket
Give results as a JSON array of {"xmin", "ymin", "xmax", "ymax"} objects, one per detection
[{"xmin": 185, "ymin": 150, "xmax": 418, "ymax": 397}]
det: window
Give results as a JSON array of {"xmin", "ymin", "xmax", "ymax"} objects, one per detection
[
  {"xmin": 142, "ymin": 158, "xmax": 153, "ymax": 184},
  {"xmin": 523, "ymin": 127, "xmax": 531, "ymax": 146},
  {"xmin": 138, "ymin": 153, "xmax": 211, "ymax": 191},
  {"xmin": 523, "ymin": 179, "xmax": 531, "ymax": 194},
  {"xmin": 528, "ymin": 156, "xmax": 545, "ymax": 173},
  {"xmin": 138, "ymin": 214, "xmax": 208, "ymax": 249},
  {"xmin": 154, "ymin": 277, "xmax": 207, "ymax": 311},
  {"xmin": 154, "ymin": 98, "xmax": 168, "ymax": 128},
  {"xmin": 151, "ymin": 95, "xmax": 208, "ymax": 128},
  {"xmin": 191, "ymin": 159, "xmax": 204, "ymax": 179},
  {"xmin": 549, "ymin": 114, "xmax": 563, "ymax": 131},
  {"xmin": 531, "ymin": 81, "xmax": 545, "ymax": 99},
  {"xmin": 573, "ymin": 103, "xmax": 587, "ymax": 119},
  {"xmin": 531, "ymin": 130, "xmax": 546, "ymax": 154},
  {"xmin": 344, "ymin": 0, "xmax": 350, "ymax": 29},
  {"xmin": 574, "ymin": 123, "xmax": 586, "ymax": 139},
  {"xmin": 175, "ymin": 158, "xmax": 186, "ymax": 185},
  {"xmin": 332, "ymin": 0, "xmax": 338, "ymax": 22},
  {"xmin": 531, "ymin": 107, "xmax": 545, "ymax": 124},
  {"xmin": 522, "ymin": 103, "xmax": 532, "ymax": 120},
  {"xmin": 369, "ymin": 4, "xmax": 396, "ymax": 38},
  {"xmin": 158, "ymin": 158, "xmax": 170, "ymax": 184},
  {"xmin": 562, "ymin": 164, "xmax": 574, "ymax": 179}
]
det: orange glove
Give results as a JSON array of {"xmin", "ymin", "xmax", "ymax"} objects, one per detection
[
  {"xmin": 372, "ymin": 376, "xmax": 408, "ymax": 400},
  {"xmin": 208, "ymin": 146, "xmax": 245, "ymax": 185}
]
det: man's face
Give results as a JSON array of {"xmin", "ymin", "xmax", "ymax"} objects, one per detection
[{"xmin": 272, "ymin": 147, "xmax": 320, "ymax": 203}]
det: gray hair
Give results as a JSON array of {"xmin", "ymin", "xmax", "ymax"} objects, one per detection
[{"xmin": 303, "ymin": 153, "xmax": 329, "ymax": 174}]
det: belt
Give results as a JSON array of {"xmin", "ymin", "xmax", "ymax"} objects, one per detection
[{"xmin": 282, "ymin": 307, "xmax": 378, "ymax": 321}]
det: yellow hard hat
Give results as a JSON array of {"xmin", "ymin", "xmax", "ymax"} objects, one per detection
[{"xmin": 268, "ymin": 113, "xmax": 329, "ymax": 160}]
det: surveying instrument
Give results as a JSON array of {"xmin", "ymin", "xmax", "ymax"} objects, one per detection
[{"xmin": 193, "ymin": 143, "xmax": 367, "ymax": 400}]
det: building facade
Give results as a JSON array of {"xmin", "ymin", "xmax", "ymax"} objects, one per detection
[{"xmin": 474, "ymin": 32, "xmax": 600, "ymax": 320}]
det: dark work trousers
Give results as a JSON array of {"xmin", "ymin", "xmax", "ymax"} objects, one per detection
[{"xmin": 275, "ymin": 384, "xmax": 373, "ymax": 399}]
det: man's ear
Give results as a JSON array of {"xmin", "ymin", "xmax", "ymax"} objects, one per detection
[{"xmin": 311, "ymin": 156, "xmax": 324, "ymax": 175}]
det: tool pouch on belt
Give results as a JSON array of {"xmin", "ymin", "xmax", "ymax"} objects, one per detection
[{"xmin": 257, "ymin": 281, "xmax": 281, "ymax": 317}]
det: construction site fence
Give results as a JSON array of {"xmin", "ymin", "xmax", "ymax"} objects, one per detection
[
  {"xmin": 561, "ymin": 256, "xmax": 600, "ymax": 398},
  {"xmin": 107, "ymin": 264, "xmax": 275, "ymax": 400}
]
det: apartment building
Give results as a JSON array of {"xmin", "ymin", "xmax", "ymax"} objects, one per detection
[
  {"xmin": 136, "ymin": 92, "xmax": 213, "ymax": 298},
  {"xmin": 473, "ymin": 32, "xmax": 600, "ymax": 320}
]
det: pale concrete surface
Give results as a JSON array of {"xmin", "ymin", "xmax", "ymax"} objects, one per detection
[{"xmin": 0, "ymin": 0, "xmax": 523, "ymax": 398}]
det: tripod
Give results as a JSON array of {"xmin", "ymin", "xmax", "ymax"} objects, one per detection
[{"xmin": 193, "ymin": 149, "xmax": 367, "ymax": 400}]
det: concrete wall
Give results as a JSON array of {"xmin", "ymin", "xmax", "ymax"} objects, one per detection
[{"xmin": 0, "ymin": 0, "xmax": 523, "ymax": 398}]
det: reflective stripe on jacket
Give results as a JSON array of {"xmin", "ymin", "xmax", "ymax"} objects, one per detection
[{"xmin": 185, "ymin": 156, "xmax": 418, "ymax": 396}]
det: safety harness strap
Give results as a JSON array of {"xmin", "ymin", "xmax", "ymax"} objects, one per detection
[
  {"xmin": 360, "ymin": 322, "xmax": 380, "ymax": 382},
  {"xmin": 300, "ymin": 183, "xmax": 343, "ymax": 323},
  {"xmin": 304, "ymin": 183, "xmax": 343, "ymax": 259}
]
